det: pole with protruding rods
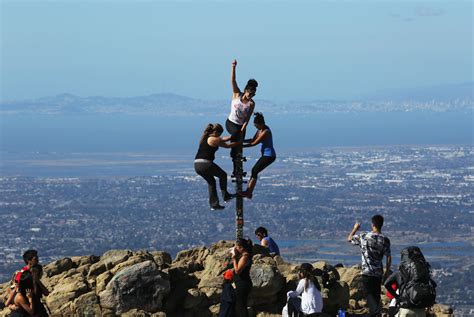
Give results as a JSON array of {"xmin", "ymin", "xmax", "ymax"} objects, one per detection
[{"xmin": 232, "ymin": 153, "xmax": 247, "ymax": 240}]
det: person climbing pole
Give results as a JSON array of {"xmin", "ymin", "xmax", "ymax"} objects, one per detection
[
  {"xmin": 239, "ymin": 112, "xmax": 276, "ymax": 199},
  {"xmin": 194, "ymin": 123, "xmax": 239, "ymax": 210},
  {"xmin": 226, "ymin": 59, "xmax": 258, "ymax": 168}
]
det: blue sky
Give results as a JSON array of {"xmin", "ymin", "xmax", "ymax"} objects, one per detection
[{"xmin": 1, "ymin": 0, "xmax": 472, "ymax": 101}]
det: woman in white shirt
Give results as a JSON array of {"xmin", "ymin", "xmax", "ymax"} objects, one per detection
[
  {"xmin": 226, "ymin": 59, "xmax": 258, "ymax": 167},
  {"xmin": 283, "ymin": 263, "xmax": 324, "ymax": 317}
]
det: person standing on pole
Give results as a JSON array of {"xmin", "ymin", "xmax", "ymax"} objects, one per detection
[
  {"xmin": 194, "ymin": 123, "xmax": 239, "ymax": 210},
  {"xmin": 240, "ymin": 112, "xmax": 276, "ymax": 199},
  {"xmin": 226, "ymin": 59, "xmax": 258, "ymax": 168}
]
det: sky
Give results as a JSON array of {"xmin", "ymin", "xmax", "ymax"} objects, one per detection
[{"xmin": 1, "ymin": 0, "xmax": 472, "ymax": 102}]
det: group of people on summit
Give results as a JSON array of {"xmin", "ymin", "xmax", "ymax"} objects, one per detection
[
  {"xmin": 4, "ymin": 250, "xmax": 49, "ymax": 317},
  {"xmin": 194, "ymin": 59, "xmax": 276, "ymax": 210},
  {"xmin": 220, "ymin": 217, "xmax": 436, "ymax": 317}
]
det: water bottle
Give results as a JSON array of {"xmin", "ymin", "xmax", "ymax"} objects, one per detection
[{"xmin": 338, "ymin": 309, "xmax": 346, "ymax": 317}]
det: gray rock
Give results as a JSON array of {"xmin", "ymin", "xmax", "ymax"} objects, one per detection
[
  {"xmin": 99, "ymin": 260, "xmax": 170, "ymax": 314},
  {"xmin": 73, "ymin": 291, "xmax": 102, "ymax": 316},
  {"xmin": 43, "ymin": 257, "xmax": 74, "ymax": 277}
]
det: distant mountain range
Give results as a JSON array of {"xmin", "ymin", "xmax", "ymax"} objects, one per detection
[
  {"xmin": 1, "ymin": 82, "xmax": 472, "ymax": 115},
  {"xmin": 368, "ymin": 82, "xmax": 473, "ymax": 102}
]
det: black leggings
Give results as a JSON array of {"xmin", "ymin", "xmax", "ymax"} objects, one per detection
[
  {"xmin": 251, "ymin": 156, "xmax": 276, "ymax": 179},
  {"xmin": 226, "ymin": 119, "xmax": 245, "ymax": 159},
  {"xmin": 234, "ymin": 280, "xmax": 252, "ymax": 317},
  {"xmin": 194, "ymin": 161, "xmax": 227, "ymax": 207}
]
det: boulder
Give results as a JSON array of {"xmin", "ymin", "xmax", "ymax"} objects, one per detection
[
  {"xmin": 43, "ymin": 257, "xmax": 74, "ymax": 277},
  {"xmin": 71, "ymin": 255, "xmax": 100, "ymax": 267},
  {"xmin": 173, "ymin": 246, "xmax": 210, "ymax": 274},
  {"xmin": 150, "ymin": 251, "xmax": 172, "ymax": 270},
  {"xmin": 249, "ymin": 262, "xmax": 285, "ymax": 305},
  {"xmin": 198, "ymin": 244, "xmax": 232, "ymax": 302},
  {"xmin": 99, "ymin": 260, "xmax": 170, "ymax": 314},
  {"xmin": 46, "ymin": 273, "xmax": 89, "ymax": 313},
  {"xmin": 73, "ymin": 291, "xmax": 102, "ymax": 316}
]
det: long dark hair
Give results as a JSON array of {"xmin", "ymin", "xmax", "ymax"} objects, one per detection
[
  {"xmin": 199, "ymin": 123, "xmax": 223, "ymax": 145},
  {"xmin": 299, "ymin": 263, "xmax": 321, "ymax": 292},
  {"xmin": 30, "ymin": 264, "xmax": 43, "ymax": 295},
  {"xmin": 17, "ymin": 270, "xmax": 33, "ymax": 299},
  {"xmin": 236, "ymin": 238, "xmax": 253, "ymax": 255}
]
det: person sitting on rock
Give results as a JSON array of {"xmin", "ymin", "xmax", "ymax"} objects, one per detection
[
  {"xmin": 254, "ymin": 226, "xmax": 280, "ymax": 256},
  {"xmin": 283, "ymin": 263, "xmax": 323, "ymax": 317},
  {"xmin": 30, "ymin": 264, "xmax": 49, "ymax": 317},
  {"xmin": 11, "ymin": 271, "xmax": 35, "ymax": 317}
]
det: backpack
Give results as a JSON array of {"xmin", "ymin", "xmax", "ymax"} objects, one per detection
[{"xmin": 399, "ymin": 246, "xmax": 436, "ymax": 308}]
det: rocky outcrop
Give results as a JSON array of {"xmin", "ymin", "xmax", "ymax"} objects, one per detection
[{"xmin": 0, "ymin": 242, "xmax": 454, "ymax": 317}]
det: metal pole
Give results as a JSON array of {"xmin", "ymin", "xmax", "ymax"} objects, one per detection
[{"xmin": 232, "ymin": 153, "xmax": 246, "ymax": 240}]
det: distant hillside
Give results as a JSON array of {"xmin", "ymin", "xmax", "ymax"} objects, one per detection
[
  {"xmin": 369, "ymin": 82, "xmax": 474, "ymax": 102},
  {"xmin": 1, "ymin": 90, "xmax": 472, "ymax": 115}
]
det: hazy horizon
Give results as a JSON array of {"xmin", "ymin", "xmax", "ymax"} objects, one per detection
[{"xmin": 1, "ymin": 1, "xmax": 472, "ymax": 101}]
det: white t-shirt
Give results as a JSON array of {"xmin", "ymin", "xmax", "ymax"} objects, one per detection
[
  {"xmin": 287, "ymin": 278, "xmax": 323, "ymax": 315},
  {"xmin": 228, "ymin": 97, "xmax": 252, "ymax": 125}
]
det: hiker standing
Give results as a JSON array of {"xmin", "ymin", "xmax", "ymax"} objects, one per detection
[
  {"xmin": 231, "ymin": 238, "xmax": 253, "ymax": 317},
  {"xmin": 384, "ymin": 246, "xmax": 437, "ymax": 317},
  {"xmin": 347, "ymin": 215, "xmax": 392, "ymax": 317}
]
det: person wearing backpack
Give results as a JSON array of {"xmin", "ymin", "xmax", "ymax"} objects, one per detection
[
  {"xmin": 347, "ymin": 215, "xmax": 392, "ymax": 317},
  {"xmin": 384, "ymin": 246, "xmax": 437, "ymax": 317}
]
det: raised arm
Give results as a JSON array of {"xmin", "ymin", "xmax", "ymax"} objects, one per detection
[
  {"xmin": 231, "ymin": 59, "xmax": 241, "ymax": 98},
  {"xmin": 347, "ymin": 222, "xmax": 360, "ymax": 242},
  {"xmin": 232, "ymin": 254, "xmax": 249, "ymax": 274}
]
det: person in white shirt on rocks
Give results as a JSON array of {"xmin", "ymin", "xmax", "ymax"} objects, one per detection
[{"xmin": 283, "ymin": 263, "xmax": 323, "ymax": 317}]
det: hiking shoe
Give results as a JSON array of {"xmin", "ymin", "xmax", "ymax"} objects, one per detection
[
  {"xmin": 210, "ymin": 204, "xmax": 225, "ymax": 211},
  {"xmin": 223, "ymin": 192, "xmax": 236, "ymax": 202}
]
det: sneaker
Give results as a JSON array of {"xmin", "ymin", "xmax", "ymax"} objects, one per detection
[
  {"xmin": 223, "ymin": 192, "xmax": 236, "ymax": 202},
  {"xmin": 210, "ymin": 204, "xmax": 225, "ymax": 211}
]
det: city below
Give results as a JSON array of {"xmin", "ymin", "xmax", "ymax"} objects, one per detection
[{"xmin": 0, "ymin": 145, "xmax": 472, "ymax": 313}]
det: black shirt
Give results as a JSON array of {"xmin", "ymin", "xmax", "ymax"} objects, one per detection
[{"xmin": 195, "ymin": 137, "xmax": 219, "ymax": 161}]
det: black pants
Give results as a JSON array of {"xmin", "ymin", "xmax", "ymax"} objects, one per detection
[
  {"xmin": 234, "ymin": 280, "xmax": 252, "ymax": 317},
  {"xmin": 361, "ymin": 275, "xmax": 382, "ymax": 317},
  {"xmin": 194, "ymin": 161, "xmax": 227, "ymax": 208},
  {"xmin": 226, "ymin": 119, "xmax": 245, "ymax": 160},
  {"xmin": 251, "ymin": 156, "xmax": 276, "ymax": 179},
  {"xmin": 287, "ymin": 296, "xmax": 303, "ymax": 317}
]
